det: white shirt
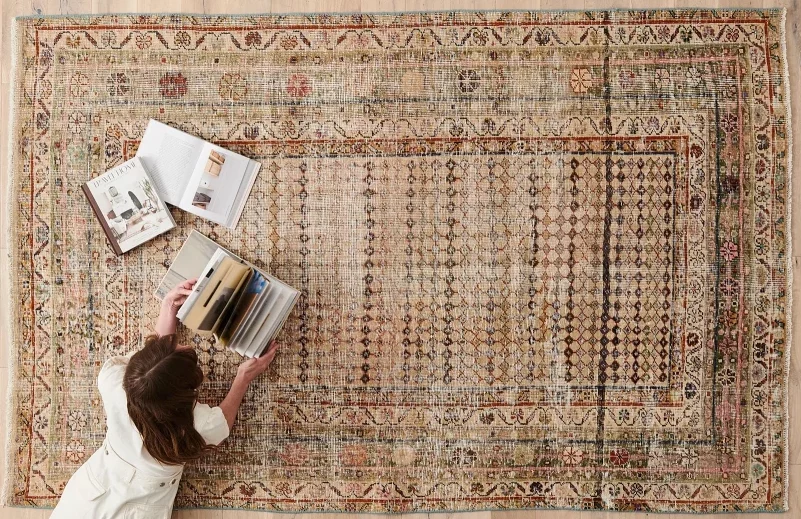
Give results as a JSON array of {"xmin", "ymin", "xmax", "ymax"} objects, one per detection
[{"xmin": 97, "ymin": 354, "xmax": 230, "ymax": 477}]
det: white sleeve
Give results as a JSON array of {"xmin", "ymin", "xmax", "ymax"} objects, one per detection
[
  {"xmin": 193, "ymin": 403, "xmax": 230, "ymax": 446},
  {"xmin": 97, "ymin": 354, "xmax": 133, "ymax": 390}
]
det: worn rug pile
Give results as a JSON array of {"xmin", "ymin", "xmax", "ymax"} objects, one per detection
[{"xmin": 4, "ymin": 9, "xmax": 792, "ymax": 513}]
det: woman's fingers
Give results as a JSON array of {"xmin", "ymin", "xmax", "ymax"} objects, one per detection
[
  {"xmin": 258, "ymin": 341, "xmax": 281, "ymax": 364},
  {"xmin": 264, "ymin": 341, "xmax": 280, "ymax": 358},
  {"xmin": 260, "ymin": 349, "xmax": 275, "ymax": 364},
  {"xmin": 168, "ymin": 287, "xmax": 194, "ymax": 306}
]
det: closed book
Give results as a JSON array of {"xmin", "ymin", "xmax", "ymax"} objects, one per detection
[{"xmin": 82, "ymin": 157, "xmax": 175, "ymax": 255}]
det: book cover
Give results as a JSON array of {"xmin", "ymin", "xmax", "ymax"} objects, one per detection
[{"xmin": 82, "ymin": 157, "xmax": 175, "ymax": 255}]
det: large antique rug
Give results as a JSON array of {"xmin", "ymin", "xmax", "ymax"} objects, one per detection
[{"xmin": 4, "ymin": 9, "xmax": 792, "ymax": 514}]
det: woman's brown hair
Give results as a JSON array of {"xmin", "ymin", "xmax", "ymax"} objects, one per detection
[{"xmin": 123, "ymin": 334, "xmax": 210, "ymax": 465}]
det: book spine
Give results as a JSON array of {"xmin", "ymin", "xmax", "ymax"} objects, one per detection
[{"xmin": 81, "ymin": 183, "xmax": 123, "ymax": 256}]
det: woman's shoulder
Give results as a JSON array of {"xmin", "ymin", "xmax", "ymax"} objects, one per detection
[{"xmin": 97, "ymin": 351, "xmax": 136, "ymax": 389}]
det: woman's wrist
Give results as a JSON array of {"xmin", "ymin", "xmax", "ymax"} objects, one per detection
[
  {"xmin": 233, "ymin": 371, "xmax": 252, "ymax": 387},
  {"xmin": 221, "ymin": 375, "xmax": 250, "ymax": 431},
  {"xmin": 154, "ymin": 299, "xmax": 180, "ymax": 337}
]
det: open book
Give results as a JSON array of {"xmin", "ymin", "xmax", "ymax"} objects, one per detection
[
  {"xmin": 136, "ymin": 120, "xmax": 261, "ymax": 229},
  {"xmin": 156, "ymin": 230, "xmax": 299, "ymax": 358}
]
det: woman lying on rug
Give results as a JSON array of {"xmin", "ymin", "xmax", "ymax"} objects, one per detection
[{"xmin": 50, "ymin": 278, "xmax": 278, "ymax": 519}]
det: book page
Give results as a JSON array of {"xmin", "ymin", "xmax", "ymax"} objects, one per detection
[
  {"xmin": 210, "ymin": 267, "xmax": 253, "ymax": 335},
  {"xmin": 266, "ymin": 291, "xmax": 299, "ymax": 344},
  {"xmin": 225, "ymin": 161, "xmax": 261, "ymax": 228},
  {"xmin": 252, "ymin": 302, "xmax": 293, "ymax": 357},
  {"xmin": 218, "ymin": 272, "xmax": 269, "ymax": 346},
  {"xmin": 243, "ymin": 287, "xmax": 291, "ymax": 357},
  {"xmin": 177, "ymin": 142, "xmax": 252, "ymax": 227},
  {"xmin": 230, "ymin": 283, "xmax": 279, "ymax": 355},
  {"xmin": 176, "ymin": 248, "xmax": 228, "ymax": 320},
  {"xmin": 136, "ymin": 120, "xmax": 205, "ymax": 206},
  {"xmin": 182, "ymin": 258, "xmax": 238, "ymax": 332},
  {"xmin": 155, "ymin": 230, "xmax": 221, "ymax": 300},
  {"xmin": 246, "ymin": 277, "xmax": 300, "ymax": 356}
]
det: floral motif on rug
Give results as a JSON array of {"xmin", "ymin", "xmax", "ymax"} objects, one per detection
[{"xmin": 4, "ymin": 10, "xmax": 792, "ymax": 513}]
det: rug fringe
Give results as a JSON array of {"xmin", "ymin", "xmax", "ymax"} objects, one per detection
[
  {"xmin": 780, "ymin": 6, "xmax": 793, "ymax": 513},
  {"xmin": 2, "ymin": 18, "xmax": 22, "ymax": 507}
]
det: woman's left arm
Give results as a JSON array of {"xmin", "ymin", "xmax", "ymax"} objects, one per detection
[{"xmin": 155, "ymin": 278, "xmax": 197, "ymax": 337}]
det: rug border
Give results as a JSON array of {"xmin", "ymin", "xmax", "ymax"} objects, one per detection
[
  {"xmin": 2, "ymin": 18, "xmax": 22, "ymax": 508},
  {"xmin": 0, "ymin": 8, "xmax": 793, "ymax": 514},
  {"xmin": 781, "ymin": 5, "xmax": 793, "ymax": 513},
  {"xmin": 9, "ymin": 6, "xmax": 788, "ymax": 20}
]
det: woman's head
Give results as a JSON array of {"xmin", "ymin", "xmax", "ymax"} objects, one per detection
[{"xmin": 123, "ymin": 334, "xmax": 210, "ymax": 465}]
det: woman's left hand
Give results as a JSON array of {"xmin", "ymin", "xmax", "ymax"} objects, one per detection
[
  {"xmin": 155, "ymin": 278, "xmax": 198, "ymax": 337},
  {"xmin": 164, "ymin": 278, "xmax": 198, "ymax": 309}
]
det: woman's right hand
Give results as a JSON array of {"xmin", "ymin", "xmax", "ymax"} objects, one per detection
[
  {"xmin": 235, "ymin": 341, "xmax": 280, "ymax": 384},
  {"xmin": 221, "ymin": 341, "xmax": 282, "ymax": 430}
]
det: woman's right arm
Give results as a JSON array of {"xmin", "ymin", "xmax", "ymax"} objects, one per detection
[{"xmin": 219, "ymin": 341, "xmax": 280, "ymax": 431}]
